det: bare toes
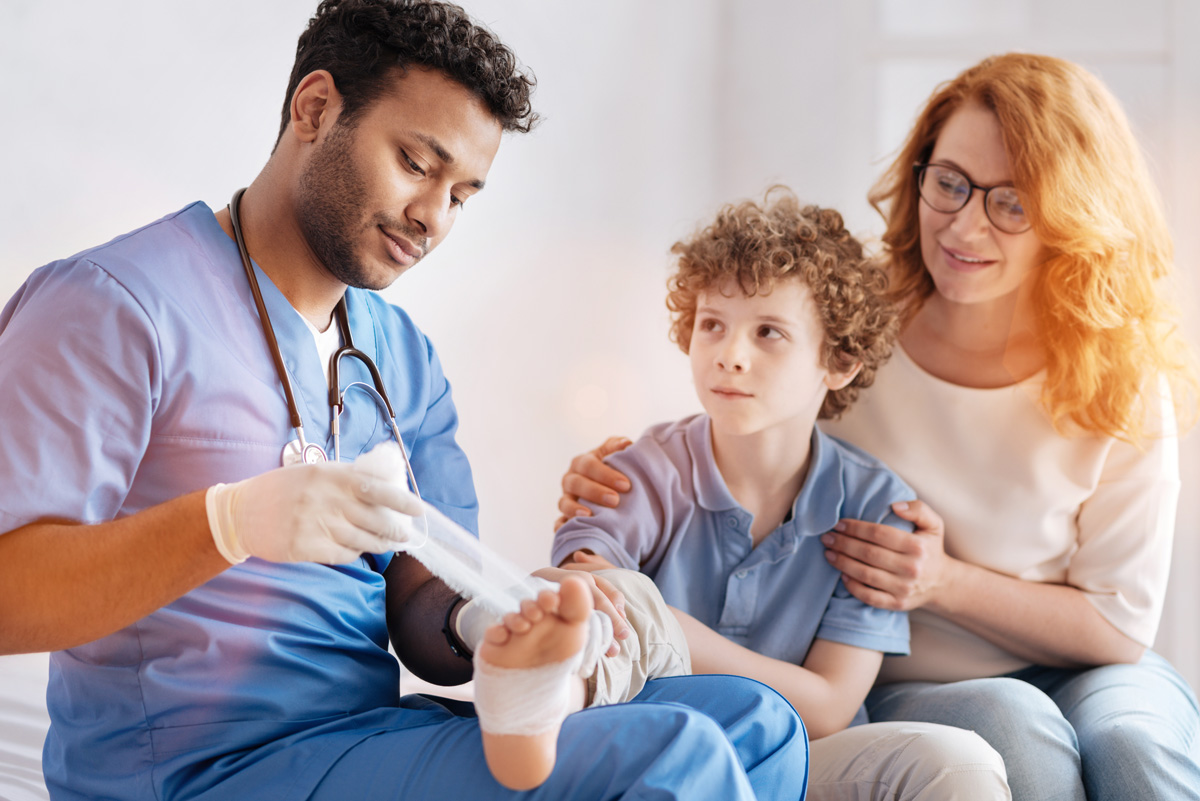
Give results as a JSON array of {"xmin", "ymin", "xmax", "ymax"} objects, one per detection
[
  {"xmin": 482, "ymin": 624, "xmax": 511, "ymax": 646},
  {"xmin": 557, "ymin": 576, "xmax": 594, "ymax": 624},
  {"xmin": 503, "ymin": 611, "xmax": 532, "ymax": 634},
  {"xmin": 537, "ymin": 588, "xmax": 560, "ymax": 615},
  {"xmin": 519, "ymin": 598, "xmax": 545, "ymax": 623}
]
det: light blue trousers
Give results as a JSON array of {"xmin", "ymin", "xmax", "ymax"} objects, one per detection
[
  {"xmin": 182, "ymin": 675, "xmax": 808, "ymax": 801},
  {"xmin": 866, "ymin": 651, "xmax": 1200, "ymax": 801}
]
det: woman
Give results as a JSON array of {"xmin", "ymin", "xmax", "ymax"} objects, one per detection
[{"xmin": 555, "ymin": 54, "xmax": 1200, "ymax": 800}]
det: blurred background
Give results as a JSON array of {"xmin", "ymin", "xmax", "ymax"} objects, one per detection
[{"xmin": 1, "ymin": 0, "xmax": 1197, "ymax": 751}]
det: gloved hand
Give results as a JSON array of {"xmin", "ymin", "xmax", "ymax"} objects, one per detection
[{"xmin": 206, "ymin": 451, "xmax": 423, "ymax": 565}]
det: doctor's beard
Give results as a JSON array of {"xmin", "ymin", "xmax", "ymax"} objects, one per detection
[{"xmin": 294, "ymin": 119, "xmax": 425, "ymax": 291}]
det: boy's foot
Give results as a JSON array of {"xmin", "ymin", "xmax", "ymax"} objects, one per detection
[{"xmin": 473, "ymin": 576, "xmax": 594, "ymax": 790}]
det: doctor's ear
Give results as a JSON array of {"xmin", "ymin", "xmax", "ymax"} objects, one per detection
[{"xmin": 288, "ymin": 70, "xmax": 341, "ymax": 143}]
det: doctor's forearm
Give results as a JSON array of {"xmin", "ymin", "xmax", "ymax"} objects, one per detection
[
  {"xmin": 384, "ymin": 553, "xmax": 474, "ymax": 686},
  {"xmin": 0, "ymin": 491, "xmax": 228, "ymax": 655}
]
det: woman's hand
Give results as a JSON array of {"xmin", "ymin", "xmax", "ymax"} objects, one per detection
[
  {"xmin": 821, "ymin": 500, "xmax": 955, "ymax": 612},
  {"xmin": 553, "ymin": 437, "xmax": 634, "ymax": 531},
  {"xmin": 531, "ymin": 565, "xmax": 630, "ymax": 655}
]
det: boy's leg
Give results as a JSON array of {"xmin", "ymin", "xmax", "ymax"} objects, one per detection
[
  {"xmin": 807, "ymin": 721, "xmax": 1010, "ymax": 801},
  {"xmin": 472, "ymin": 577, "xmax": 593, "ymax": 790},
  {"xmin": 587, "ymin": 568, "xmax": 691, "ymax": 706},
  {"xmin": 867, "ymin": 678, "xmax": 1084, "ymax": 801}
]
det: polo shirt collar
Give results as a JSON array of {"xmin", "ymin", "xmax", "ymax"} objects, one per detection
[
  {"xmin": 789, "ymin": 426, "xmax": 847, "ymax": 537},
  {"xmin": 687, "ymin": 414, "xmax": 847, "ymax": 538}
]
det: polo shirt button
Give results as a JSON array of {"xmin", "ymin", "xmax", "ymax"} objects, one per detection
[
  {"xmin": 726, "ymin": 516, "xmax": 738, "ymax": 528},
  {"xmin": 735, "ymin": 570, "xmax": 748, "ymax": 579}
]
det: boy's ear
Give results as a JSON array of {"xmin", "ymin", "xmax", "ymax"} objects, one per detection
[{"xmin": 824, "ymin": 361, "xmax": 863, "ymax": 391}]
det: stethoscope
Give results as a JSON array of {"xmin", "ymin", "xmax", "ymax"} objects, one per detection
[{"xmin": 228, "ymin": 188, "xmax": 424, "ymax": 512}]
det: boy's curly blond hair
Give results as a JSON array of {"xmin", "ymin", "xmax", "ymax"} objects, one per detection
[{"xmin": 667, "ymin": 186, "xmax": 900, "ymax": 419}]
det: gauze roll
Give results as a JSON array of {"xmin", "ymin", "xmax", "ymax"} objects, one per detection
[{"xmin": 360, "ymin": 442, "xmax": 561, "ymax": 619}]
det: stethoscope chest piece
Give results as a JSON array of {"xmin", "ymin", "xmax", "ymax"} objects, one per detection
[{"xmin": 282, "ymin": 439, "xmax": 329, "ymax": 467}]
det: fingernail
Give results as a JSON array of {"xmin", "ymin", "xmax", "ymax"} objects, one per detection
[
  {"xmin": 824, "ymin": 550, "xmax": 835, "ymax": 562},
  {"xmin": 893, "ymin": 501, "xmax": 908, "ymax": 511},
  {"xmin": 820, "ymin": 534, "xmax": 834, "ymax": 546},
  {"xmin": 603, "ymin": 493, "xmax": 619, "ymax": 505},
  {"xmin": 573, "ymin": 508, "xmax": 591, "ymax": 517},
  {"xmin": 615, "ymin": 479, "xmax": 631, "ymax": 491},
  {"xmin": 833, "ymin": 521, "xmax": 846, "ymax": 532}
]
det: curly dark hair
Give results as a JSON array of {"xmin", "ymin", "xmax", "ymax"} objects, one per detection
[
  {"xmin": 276, "ymin": 0, "xmax": 537, "ymax": 146},
  {"xmin": 667, "ymin": 186, "xmax": 900, "ymax": 419}
]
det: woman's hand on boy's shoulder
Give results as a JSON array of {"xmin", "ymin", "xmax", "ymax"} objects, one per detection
[
  {"xmin": 553, "ymin": 437, "xmax": 635, "ymax": 531},
  {"xmin": 820, "ymin": 500, "xmax": 952, "ymax": 612}
]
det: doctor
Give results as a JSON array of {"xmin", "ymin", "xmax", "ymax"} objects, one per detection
[{"xmin": 0, "ymin": 1, "xmax": 807, "ymax": 799}]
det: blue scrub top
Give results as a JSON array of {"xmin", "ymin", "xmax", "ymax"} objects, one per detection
[
  {"xmin": 0, "ymin": 203, "xmax": 478, "ymax": 800},
  {"xmin": 552, "ymin": 414, "xmax": 912, "ymax": 666}
]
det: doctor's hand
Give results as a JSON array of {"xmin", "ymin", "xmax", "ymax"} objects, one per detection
[
  {"xmin": 205, "ymin": 460, "xmax": 422, "ymax": 565},
  {"xmin": 553, "ymin": 436, "xmax": 634, "ymax": 531}
]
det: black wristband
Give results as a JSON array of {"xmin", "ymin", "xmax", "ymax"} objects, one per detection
[{"xmin": 442, "ymin": 597, "xmax": 472, "ymax": 661}]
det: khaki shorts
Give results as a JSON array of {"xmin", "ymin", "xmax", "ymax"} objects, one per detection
[{"xmin": 585, "ymin": 568, "xmax": 692, "ymax": 707}]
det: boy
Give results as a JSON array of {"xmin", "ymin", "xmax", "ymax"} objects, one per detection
[
  {"xmin": 549, "ymin": 187, "xmax": 1011, "ymax": 799},
  {"xmin": 449, "ymin": 547, "xmax": 693, "ymax": 789}
]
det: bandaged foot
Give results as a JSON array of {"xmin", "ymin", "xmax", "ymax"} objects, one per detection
[
  {"xmin": 472, "ymin": 576, "xmax": 593, "ymax": 791},
  {"xmin": 456, "ymin": 577, "xmax": 613, "ymax": 677}
]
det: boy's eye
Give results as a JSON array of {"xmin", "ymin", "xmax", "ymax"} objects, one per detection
[
  {"xmin": 698, "ymin": 318, "xmax": 722, "ymax": 333},
  {"xmin": 758, "ymin": 325, "xmax": 783, "ymax": 339}
]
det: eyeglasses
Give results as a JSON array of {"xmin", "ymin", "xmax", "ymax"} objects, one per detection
[{"xmin": 912, "ymin": 163, "xmax": 1031, "ymax": 234}]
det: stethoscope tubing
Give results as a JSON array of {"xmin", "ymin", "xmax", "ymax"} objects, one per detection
[{"xmin": 227, "ymin": 188, "xmax": 424, "ymax": 512}]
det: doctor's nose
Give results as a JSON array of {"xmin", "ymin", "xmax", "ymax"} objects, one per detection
[{"xmin": 406, "ymin": 191, "xmax": 453, "ymax": 244}]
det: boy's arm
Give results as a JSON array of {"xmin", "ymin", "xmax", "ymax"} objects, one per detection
[
  {"xmin": 550, "ymin": 441, "xmax": 671, "ymax": 572},
  {"xmin": 671, "ymin": 606, "xmax": 881, "ymax": 740}
]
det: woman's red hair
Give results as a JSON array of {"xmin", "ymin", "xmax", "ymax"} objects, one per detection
[{"xmin": 870, "ymin": 53, "xmax": 1195, "ymax": 440}]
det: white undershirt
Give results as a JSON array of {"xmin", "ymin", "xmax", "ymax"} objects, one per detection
[{"xmin": 299, "ymin": 312, "xmax": 342, "ymax": 385}]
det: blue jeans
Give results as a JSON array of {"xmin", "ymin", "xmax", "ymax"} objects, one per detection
[
  {"xmin": 866, "ymin": 651, "xmax": 1200, "ymax": 801},
  {"xmin": 171, "ymin": 675, "xmax": 808, "ymax": 801}
]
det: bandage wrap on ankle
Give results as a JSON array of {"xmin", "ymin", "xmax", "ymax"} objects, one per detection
[{"xmin": 472, "ymin": 648, "xmax": 584, "ymax": 736}]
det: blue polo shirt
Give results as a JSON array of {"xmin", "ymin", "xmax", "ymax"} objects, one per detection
[{"xmin": 552, "ymin": 414, "xmax": 912, "ymax": 670}]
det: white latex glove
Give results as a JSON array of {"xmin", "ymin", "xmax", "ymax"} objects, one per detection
[{"xmin": 206, "ymin": 453, "xmax": 422, "ymax": 565}]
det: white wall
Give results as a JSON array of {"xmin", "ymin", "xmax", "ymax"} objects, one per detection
[{"xmin": 0, "ymin": 0, "xmax": 1196, "ymax": 696}]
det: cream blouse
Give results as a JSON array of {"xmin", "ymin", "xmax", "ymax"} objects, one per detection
[{"xmin": 821, "ymin": 346, "xmax": 1179, "ymax": 683}]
